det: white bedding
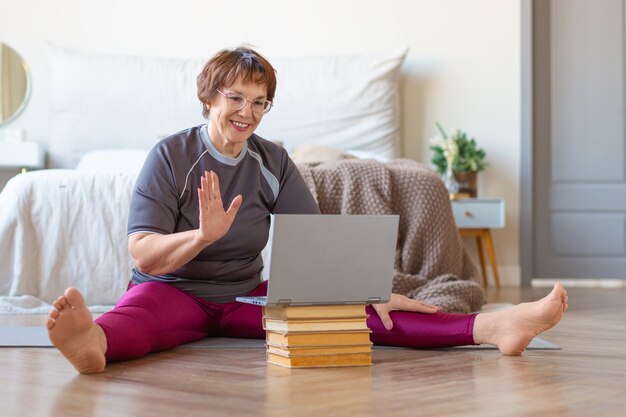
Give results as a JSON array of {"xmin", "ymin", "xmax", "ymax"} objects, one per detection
[{"xmin": 0, "ymin": 170, "xmax": 137, "ymax": 311}]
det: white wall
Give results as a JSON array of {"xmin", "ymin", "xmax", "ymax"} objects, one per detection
[{"xmin": 0, "ymin": 0, "xmax": 522, "ymax": 285}]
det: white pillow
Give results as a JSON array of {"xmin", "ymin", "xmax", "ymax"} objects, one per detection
[
  {"xmin": 290, "ymin": 144, "xmax": 356, "ymax": 165},
  {"xmin": 255, "ymin": 50, "xmax": 407, "ymax": 157},
  {"xmin": 75, "ymin": 149, "xmax": 149, "ymax": 174},
  {"xmin": 48, "ymin": 45, "xmax": 406, "ymax": 168},
  {"xmin": 48, "ymin": 45, "xmax": 205, "ymax": 168}
]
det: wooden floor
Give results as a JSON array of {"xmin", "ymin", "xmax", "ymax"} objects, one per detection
[{"xmin": 1, "ymin": 286, "xmax": 625, "ymax": 417}]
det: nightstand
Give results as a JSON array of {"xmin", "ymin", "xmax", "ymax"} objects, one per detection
[
  {"xmin": 0, "ymin": 141, "xmax": 45, "ymax": 172},
  {"xmin": 451, "ymin": 198, "xmax": 505, "ymax": 288}
]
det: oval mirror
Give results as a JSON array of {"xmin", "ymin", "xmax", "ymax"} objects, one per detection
[{"xmin": 0, "ymin": 43, "xmax": 30, "ymax": 126}]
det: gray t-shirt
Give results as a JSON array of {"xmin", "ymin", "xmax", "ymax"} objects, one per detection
[{"xmin": 127, "ymin": 124, "xmax": 320, "ymax": 302}]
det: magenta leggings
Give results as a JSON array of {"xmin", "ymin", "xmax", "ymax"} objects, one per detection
[{"xmin": 95, "ymin": 281, "xmax": 477, "ymax": 362}]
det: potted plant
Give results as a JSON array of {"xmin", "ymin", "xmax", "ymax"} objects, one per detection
[{"xmin": 430, "ymin": 122, "xmax": 487, "ymax": 198}]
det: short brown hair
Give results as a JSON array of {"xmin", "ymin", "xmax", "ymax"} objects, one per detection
[{"xmin": 197, "ymin": 46, "xmax": 277, "ymax": 119}]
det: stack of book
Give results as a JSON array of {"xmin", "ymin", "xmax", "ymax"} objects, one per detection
[{"xmin": 262, "ymin": 304, "xmax": 372, "ymax": 368}]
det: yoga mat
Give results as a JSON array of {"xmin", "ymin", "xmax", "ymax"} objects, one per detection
[
  {"xmin": 0, "ymin": 327, "xmax": 560, "ymax": 350},
  {"xmin": 0, "ymin": 326, "xmax": 51, "ymax": 347}
]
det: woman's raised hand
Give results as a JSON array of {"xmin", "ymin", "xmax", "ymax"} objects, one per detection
[
  {"xmin": 197, "ymin": 171, "xmax": 242, "ymax": 245},
  {"xmin": 372, "ymin": 293, "xmax": 439, "ymax": 330}
]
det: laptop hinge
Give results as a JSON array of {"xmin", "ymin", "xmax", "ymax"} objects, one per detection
[
  {"xmin": 277, "ymin": 299, "xmax": 292, "ymax": 307},
  {"xmin": 367, "ymin": 297, "xmax": 382, "ymax": 304}
]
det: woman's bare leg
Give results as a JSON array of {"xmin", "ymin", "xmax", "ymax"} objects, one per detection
[
  {"xmin": 47, "ymin": 288, "xmax": 107, "ymax": 374},
  {"xmin": 473, "ymin": 282, "xmax": 569, "ymax": 355}
]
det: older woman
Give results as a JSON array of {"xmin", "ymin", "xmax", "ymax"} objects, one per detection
[{"xmin": 47, "ymin": 47, "xmax": 568, "ymax": 373}]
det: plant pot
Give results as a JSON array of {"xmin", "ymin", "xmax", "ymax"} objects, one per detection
[{"xmin": 454, "ymin": 171, "xmax": 478, "ymax": 198}]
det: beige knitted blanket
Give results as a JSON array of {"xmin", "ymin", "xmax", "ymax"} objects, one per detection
[{"xmin": 296, "ymin": 159, "xmax": 485, "ymax": 313}]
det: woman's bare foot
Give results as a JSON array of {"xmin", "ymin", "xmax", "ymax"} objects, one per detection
[
  {"xmin": 473, "ymin": 282, "xmax": 568, "ymax": 355},
  {"xmin": 47, "ymin": 288, "xmax": 107, "ymax": 373}
]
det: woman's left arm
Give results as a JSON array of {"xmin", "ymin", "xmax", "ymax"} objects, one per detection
[{"xmin": 372, "ymin": 294, "xmax": 440, "ymax": 330}]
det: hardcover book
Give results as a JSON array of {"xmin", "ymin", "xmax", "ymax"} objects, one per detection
[
  {"xmin": 265, "ymin": 330, "xmax": 372, "ymax": 347},
  {"xmin": 262, "ymin": 305, "xmax": 367, "ymax": 320},
  {"xmin": 263, "ymin": 317, "xmax": 369, "ymax": 332},
  {"xmin": 266, "ymin": 342, "xmax": 372, "ymax": 357},
  {"xmin": 266, "ymin": 352, "xmax": 372, "ymax": 368}
]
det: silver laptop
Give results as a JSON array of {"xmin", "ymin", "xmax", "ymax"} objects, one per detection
[{"xmin": 236, "ymin": 214, "xmax": 399, "ymax": 307}]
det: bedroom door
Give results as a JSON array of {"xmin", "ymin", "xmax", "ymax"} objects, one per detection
[{"xmin": 532, "ymin": 0, "xmax": 626, "ymax": 280}]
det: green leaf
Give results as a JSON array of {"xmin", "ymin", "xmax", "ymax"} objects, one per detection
[
  {"xmin": 435, "ymin": 121, "xmax": 448, "ymax": 138},
  {"xmin": 430, "ymin": 124, "xmax": 487, "ymax": 173}
]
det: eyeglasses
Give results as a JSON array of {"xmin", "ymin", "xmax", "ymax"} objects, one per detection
[{"xmin": 216, "ymin": 90, "xmax": 273, "ymax": 116}]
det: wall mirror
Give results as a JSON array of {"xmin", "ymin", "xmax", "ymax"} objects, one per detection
[{"xmin": 0, "ymin": 43, "xmax": 30, "ymax": 126}]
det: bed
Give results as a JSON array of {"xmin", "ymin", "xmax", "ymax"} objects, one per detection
[{"xmin": 0, "ymin": 45, "xmax": 484, "ymax": 314}]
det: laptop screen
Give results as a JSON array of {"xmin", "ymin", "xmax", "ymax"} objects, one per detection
[{"xmin": 261, "ymin": 214, "xmax": 398, "ymax": 306}]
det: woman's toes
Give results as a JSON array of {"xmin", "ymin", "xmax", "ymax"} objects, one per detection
[
  {"xmin": 64, "ymin": 288, "xmax": 87, "ymax": 309},
  {"xmin": 53, "ymin": 296, "xmax": 68, "ymax": 311},
  {"xmin": 46, "ymin": 317, "xmax": 56, "ymax": 330}
]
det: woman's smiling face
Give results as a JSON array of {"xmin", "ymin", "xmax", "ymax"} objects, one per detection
[{"xmin": 207, "ymin": 77, "xmax": 268, "ymax": 158}]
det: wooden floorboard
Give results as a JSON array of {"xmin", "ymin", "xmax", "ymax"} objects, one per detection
[{"xmin": 1, "ymin": 287, "xmax": 625, "ymax": 417}]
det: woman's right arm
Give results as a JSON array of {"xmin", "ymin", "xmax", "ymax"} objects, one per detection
[{"xmin": 129, "ymin": 171, "xmax": 242, "ymax": 276}]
